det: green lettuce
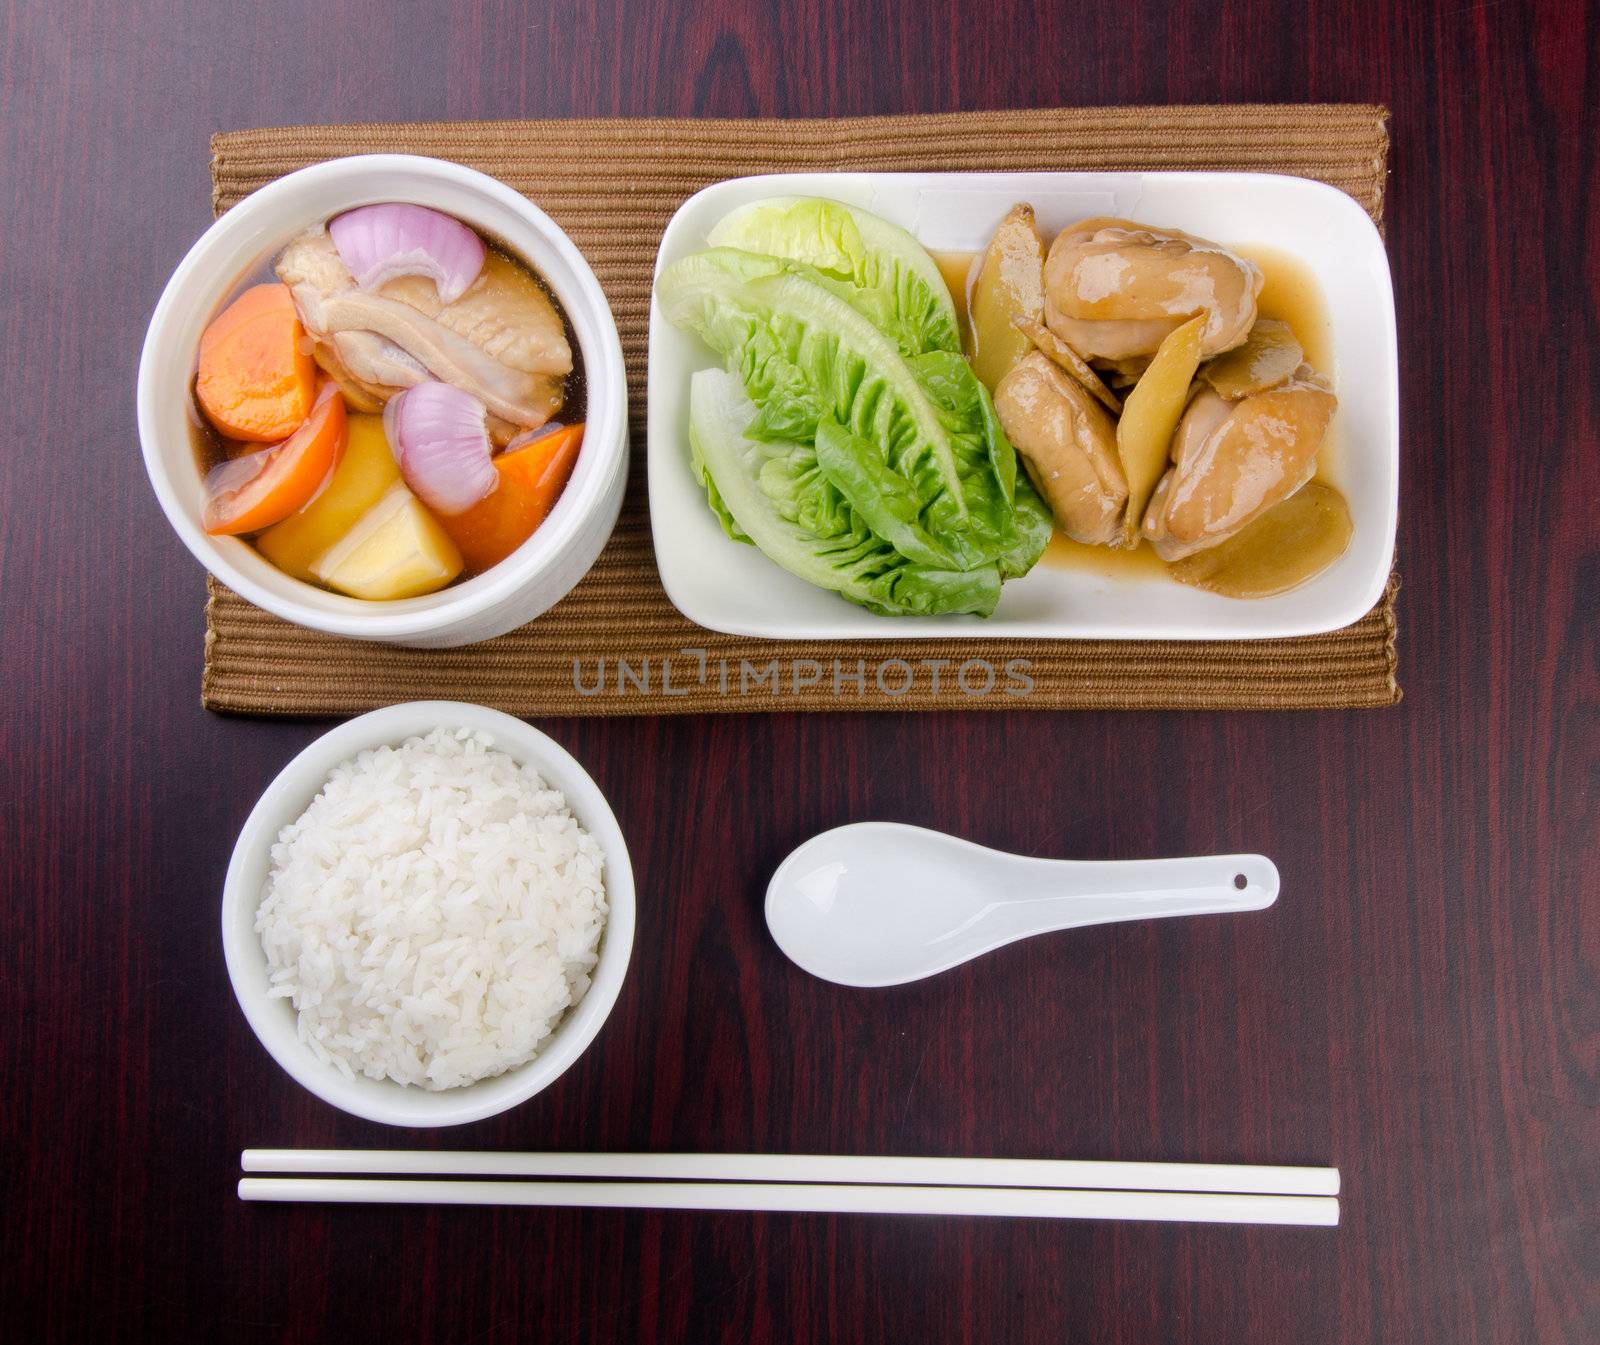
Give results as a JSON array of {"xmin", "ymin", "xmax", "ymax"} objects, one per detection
[
  {"xmin": 656, "ymin": 248, "xmax": 1049, "ymax": 577},
  {"xmin": 688, "ymin": 422, "xmax": 751, "ymax": 543},
  {"xmin": 707, "ymin": 196, "xmax": 960, "ymax": 356},
  {"xmin": 656, "ymin": 199, "xmax": 1050, "ymax": 618},
  {"xmin": 688, "ymin": 370, "xmax": 1002, "ymax": 617}
]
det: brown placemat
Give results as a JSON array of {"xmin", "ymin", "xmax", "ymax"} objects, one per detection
[{"xmin": 204, "ymin": 106, "xmax": 1398, "ymax": 716}]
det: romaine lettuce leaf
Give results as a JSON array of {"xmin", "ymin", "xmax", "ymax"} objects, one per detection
[
  {"xmin": 707, "ymin": 196, "xmax": 960, "ymax": 356},
  {"xmin": 688, "ymin": 423, "xmax": 751, "ymax": 544},
  {"xmin": 689, "ymin": 370, "xmax": 1002, "ymax": 617},
  {"xmin": 656, "ymin": 248, "xmax": 1048, "ymax": 576},
  {"xmin": 908, "ymin": 349, "xmax": 1054, "ymax": 579}
]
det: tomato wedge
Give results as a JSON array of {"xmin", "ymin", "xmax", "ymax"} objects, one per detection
[
  {"xmin": 203, "ymin": 384, "xmax": 348, "ymax": 536},
  {"xmin": 438, "ymin": 424, "xmax": 583, "ymax": 572}
]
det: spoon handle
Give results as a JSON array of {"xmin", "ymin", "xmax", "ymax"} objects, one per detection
[{"xmin": 993, "ymin": 853, "xmax": 1279, "ymax": 940}]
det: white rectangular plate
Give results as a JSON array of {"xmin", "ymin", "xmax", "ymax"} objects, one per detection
[{"xmin": 646, "ymin": 171, "xmax": 1398, "ymax": 640}]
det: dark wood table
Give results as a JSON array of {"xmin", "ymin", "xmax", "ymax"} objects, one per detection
[{"xmin": 4, "ymin": 2, "xmax": 1595, "ymax": 1340}]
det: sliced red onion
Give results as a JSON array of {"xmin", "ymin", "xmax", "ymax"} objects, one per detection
[
  {"xmin": 329, "ymin": 204, "xmax": 486, "ymax": 304},
  {"xmin": 383, "ymin": 382, "xmax": 498, "ymax": 515}
]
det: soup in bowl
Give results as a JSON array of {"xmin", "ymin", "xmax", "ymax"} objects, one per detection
[{"xmin": 139, "ymin": 155, "xmax": 627, "ymax": 648}]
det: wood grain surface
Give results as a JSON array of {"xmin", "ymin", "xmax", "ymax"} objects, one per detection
[{"xmin": 1, "ymin": 2, "xmax": 1595, "ymax": 1342}]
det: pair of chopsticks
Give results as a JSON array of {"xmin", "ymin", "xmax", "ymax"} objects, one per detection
[{"xmin": 240, "ymin": 1151, "xmax": 1340, "ymax": 1226}]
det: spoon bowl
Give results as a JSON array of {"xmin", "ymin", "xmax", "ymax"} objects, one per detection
[{"xmin": 766, "ymin": 823, "xmax": 1278, "ymax": 987}]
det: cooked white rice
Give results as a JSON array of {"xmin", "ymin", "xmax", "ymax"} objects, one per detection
[{"xmin": 256, "ymin": 726, "xmax": 608, "ymax": 1090}]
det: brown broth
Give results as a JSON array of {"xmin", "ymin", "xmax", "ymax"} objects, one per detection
[
  {"xmin": 484, "ymin": 240, "xmax": 589, "ymax": 423},
  {"xmin": 1236, "ymin": 244, "xmax": 1331, "ymax": 374},
  {"xmin": 1042, "ymin": 532, "xmax": 1172, "ymax": 580},
  {"xmin": 187, "ymin": 374, "xmax": 235, "ymax": 476},
  {"xmin": 931, "ymin": 250, "xmax": 975, "ymax": 356},
  {"xmin": 1234, "ymin": 243, "xmax": 1341, "ymax": 488},
  {"xmin": 933, "ymin": 238, "xmax": 1341, "ymax": 581}
]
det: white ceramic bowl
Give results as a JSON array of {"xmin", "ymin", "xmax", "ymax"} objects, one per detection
[
  {"xmin": 648, "ymin": 170, "xmax": 1398, "ymax": 640},
  {"xmin": 139, "ymin": 155, "xmax": 627, "ymax": 648},
  {"xmin": 221, "ymin": 702, "xmax": 636, "ymax": 1127}
]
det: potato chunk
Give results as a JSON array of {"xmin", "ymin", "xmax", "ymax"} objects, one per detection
[
  {"xmin": 257, "ymin": 414, "xmax": 401, "ymax": 582},
  {"xmin": 311, "ymin": 482, "xmax": 464, "ymax": 600},
  {"xmin": 1199, "ymin": 319, "xmax": 1303, "ymax": 400}
]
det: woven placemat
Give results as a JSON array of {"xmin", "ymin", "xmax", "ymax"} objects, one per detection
[{"xmin": 204, "ymin": 106, "xmax": 1398, "ymax": 716}]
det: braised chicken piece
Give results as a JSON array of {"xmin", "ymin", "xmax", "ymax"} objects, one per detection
[
  {"xmin": 328, "ymin": 329, "xmax": 428, "ymax": 394},
  {"xmin": 1199, "ymin": 319, "xmax": 1303, "ymax": 400},
  {"xmin": 302, "ymin": 337, "xmax": 387, "ymax": 413},
  {"xmin": 1043, "ymin": 218, "xmax": 1263, "ymax": 362},
  {"xmin": 274, "ymin": 231, "xmax": 419, "ymax": 407},
  {"xmin": 1097, "ymin": 356, "xmax": 1152, "ymax": 389},
  {"xmin": 381, "ymin": 252, "xmax": 572, "ymax": 377},
  {"xmin": 1012, "ymin": 315, "xmax": 1120, "ymax": 414},
  {"xmin": 1141, "ymin": 369, "xmax": 1337, "ymax": 561},
  {"xmin": 994, "ymin": 352, "xmax": 1128, "ymax": 546},
  {"xmin": 276, "ymin": 229, "xmax": 570, "ymax": 435}
]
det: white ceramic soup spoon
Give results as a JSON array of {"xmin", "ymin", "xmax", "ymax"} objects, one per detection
[{"xmin": 765, "ymin": 822, "xmax": 1279, "ymax": 988}]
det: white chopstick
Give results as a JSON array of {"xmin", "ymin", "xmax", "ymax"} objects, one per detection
[
  {"xmin": 242, "ymin": 1149, "xmax": 1339, "ymax": 1197},
  {"xmin": 238, "ymin": 1177, "xmax": 1338, "ymax": 1226}
]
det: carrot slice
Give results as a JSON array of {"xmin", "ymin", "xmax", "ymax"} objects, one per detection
[
  {"xmin": 203, "ymin": 384, "xmax": 348, "ymax": 535},
  {"xmin": 440, "ymin": 424, "xmax": 583, "ymax": 572},
  {"xmin": 195, "ymin": 283, "xmax": 318, "ymax": 442}
]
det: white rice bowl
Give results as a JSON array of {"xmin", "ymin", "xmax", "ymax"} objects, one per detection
[{"xmin": 256, "ymin": 726, "xmax": 608, "ymax": 1090}]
